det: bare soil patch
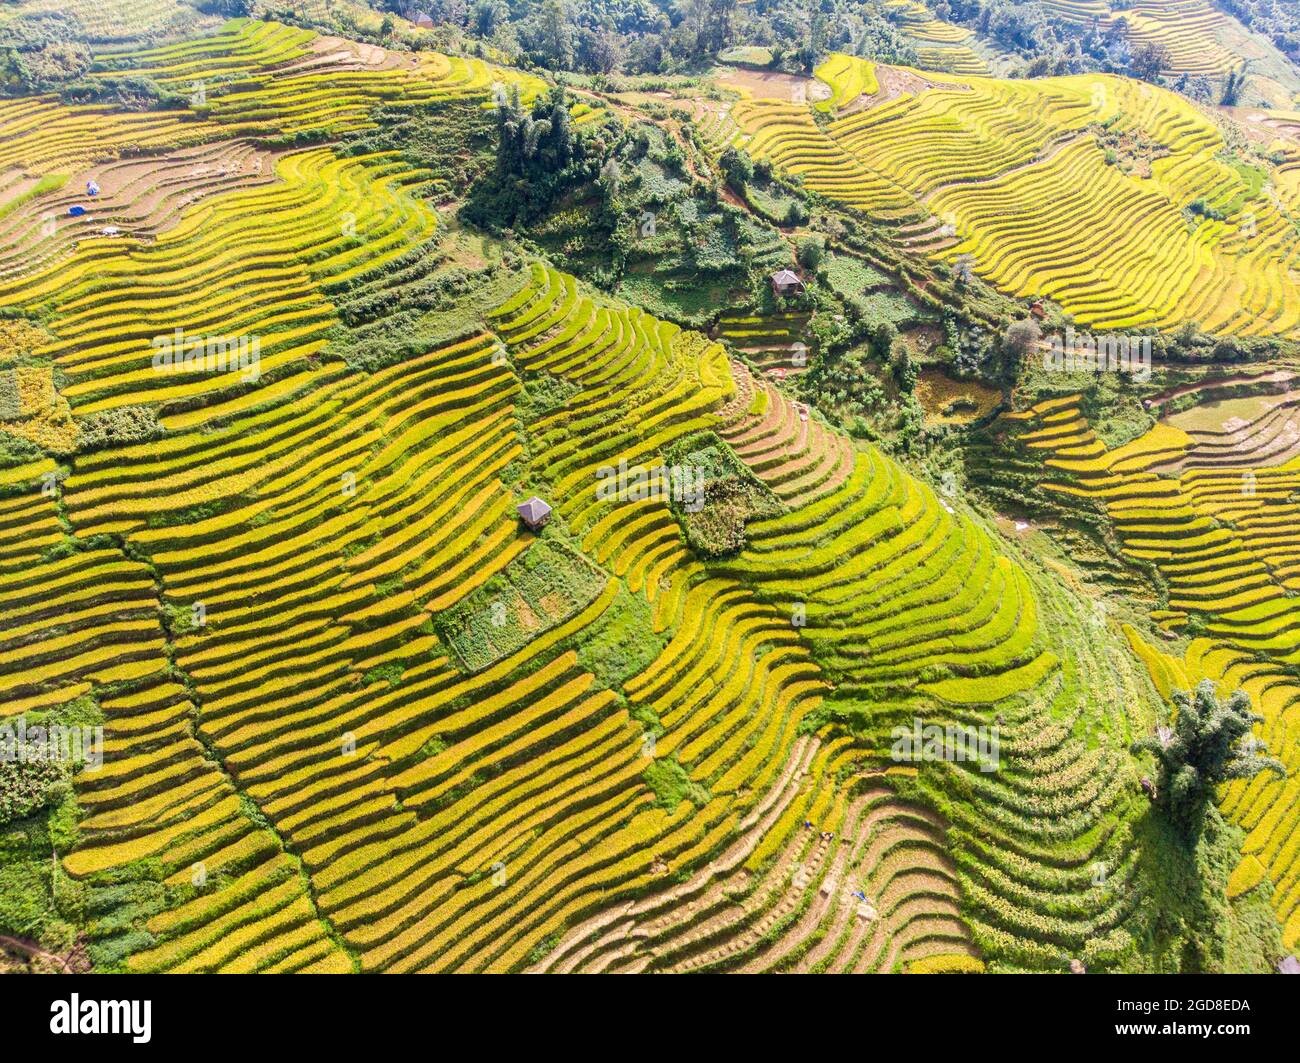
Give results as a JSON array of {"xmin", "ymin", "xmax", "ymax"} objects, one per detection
[{"xmin": 715, "ymin": 68, "xmax": 832, "ymax": 104}]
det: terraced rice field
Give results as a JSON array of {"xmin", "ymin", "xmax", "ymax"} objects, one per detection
[
  {"xmin": 3, "ymin": 12, "xmax": 1291, "ymax": 981},
  {"xmin": 717, "ymin": 54, "xmax": 1300, "ymax": 337},
  {"xmin": 0, "ymin": 20, "xmax": 542, "ymax": 173},
  {"xmin": 0, "ymin": 0, "xmax": 200, "ymax": 42},
  {"xmin": 815, "ymin": 53, "xmax": 879, "ymax": 112},
  {"xmin": 884, "ymin": 0, "xmax": 992, "ymax": 75},
  {"xmin": 533, "ymin": 756, "xmax": 978, "ymax": 973},
  {"xmin": 1040, "ymin": 0, "xmax": 1240, "ymax": 79},
  {"xmin": 716, "ymin": 310, "xmax": 812, "ymax": 375},
  {"xmin": 997, "ymin": 392, "xmax": 1300, "ymax": 948}
]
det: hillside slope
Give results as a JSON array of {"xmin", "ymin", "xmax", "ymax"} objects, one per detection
[{"xmin": 0, "ymin": 15, "xmax": 1292, "ymax": 975}]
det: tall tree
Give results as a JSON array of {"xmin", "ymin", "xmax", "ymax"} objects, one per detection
[
  {"xmin": 675, "ymin": 0, "xmax": 738, "ymax": 58},
  {"xmin": 1132, "ymin": 680, "xmax": 1284, "ymax": 837},
  {"xmin": 1221, "ymin": 64, "xmax": 1248, "ymax": 105},
  {"xmin": 535, "ymin": 0, "xmax": 576, "ymax": 69}
]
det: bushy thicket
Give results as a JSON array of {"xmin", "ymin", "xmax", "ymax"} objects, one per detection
[
  {"xmin": 326, "ymin": 247, "xmax": 525, "ymax": 372},
  {"xmin": 339, "ymin": 98, "xmax": 497, "ymax": 200},
  {"xmin": 461, "ymin": 85, "xmax": 598, "ymax": 229},
  {"xmin": 60, "ymin": 74, "xmax": 188, "ymax": 110},
  {"xmin": 936, "ymin": 0, "xmax": 1214, "ymax": 93},
  {"xmin": 0, "ymin": 11, "xmax": 90, "ymax": 96},
  {"xmin": 665, "ymin": 432, "xmax": 781, "ymax": 555},
  {"xmin": 1133, "ymin": 681, "xmax": 1284, "ymax": 838},
  {"xmin": 387, "ymin": 0, "xmax": 915, "ymax": 75},
  {"xmin": 0, "ymin": 757, "xmax": 69, "ymax": 827},
  {"xmin": 75, "ymin": 406, "xmax": 165, "ymax": 453}
]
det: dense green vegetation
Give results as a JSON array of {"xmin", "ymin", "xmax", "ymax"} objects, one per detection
[
  {"xmin": 393, "ymin": 0, "xmax": 919, "ymax": 75},
  {"xmin": 1129, "ymin": 684, "xmax": 1286, "ymax": 971},
  {"xmin": 0, "ymin": 695, "xmax": 102, "ymax": 964},
  {"xmin": 1133, "ymin": 682, "xmax": 1285, "ymax": 838}
]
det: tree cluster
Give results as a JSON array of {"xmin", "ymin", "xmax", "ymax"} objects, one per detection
[{"xmin": 1132, "ymin": 680, "xmax": 1284, "ymax": 837}]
